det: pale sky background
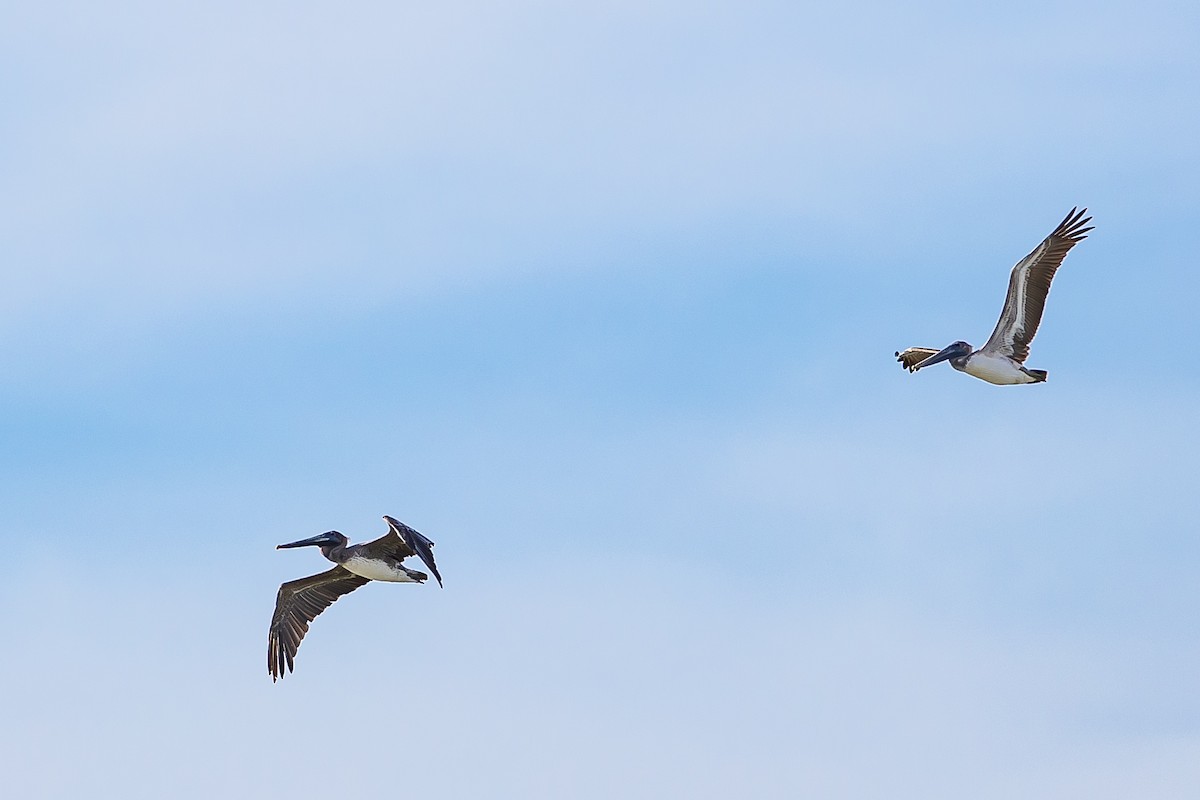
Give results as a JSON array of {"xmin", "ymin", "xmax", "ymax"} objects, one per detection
[{"xmin": 3, "ymin": 1, "xmax": 1200, "ymax": 797}]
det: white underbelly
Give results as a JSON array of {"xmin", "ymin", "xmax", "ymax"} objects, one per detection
[
  {"xmin": 342, "ymin": 556, "xmax": 420, "ymax": 582},
  {"xmin": 962, "ymin": 354, "xmax": 1036, "ymax": 385}
]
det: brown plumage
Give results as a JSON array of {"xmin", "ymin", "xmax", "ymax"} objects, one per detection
[
  {"xmin": 267, "ymin": 516, "xmax": 443, "ymax": 681},
  {"xmin": 268, "ymin": 566, "xmax": 371, "ymax": 681},
  {"xmin": 981, "ymin": 207, "xmax": 1093, "ymax": 363},
  {"xmin": 894, "ymin": 208, "xmax": 1092, "ymax": 384}
]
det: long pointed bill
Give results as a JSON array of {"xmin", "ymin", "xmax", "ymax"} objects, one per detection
[
  {"xmin": 276, "ymin": 533, "xmax": 335, "ymax": 550},
  {"xmin": 915, "ymin": 344, "xmax": 963, "ymax": 370}
]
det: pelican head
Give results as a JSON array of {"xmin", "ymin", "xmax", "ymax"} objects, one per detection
[
  {"xmin": 915, "ymin": 340, "xmax": 972, "ymax": 370},
  {"xmin": 276, "ymin": 530, "xmax": 348, "ymax": 551}
]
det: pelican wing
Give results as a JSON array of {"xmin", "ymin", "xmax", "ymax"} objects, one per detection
[
  {"xmin": 895, "ymin": 347, "xmax": 941, "ymax": 372},
  {"xmin": 980, "ymin": 207, "xmax": 1092, "ymax": 363},
  {"xmin": 268, "ymin": 566, "xmax": 370, "ymax": 681},
  {"xmin": 381, "ymin": 515, "xmax": 443, "ymax": 588}
]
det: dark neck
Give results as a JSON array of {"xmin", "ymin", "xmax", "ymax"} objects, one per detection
[{"xmin": 318, "ymin": 541, "xmax": 346, "ymax": 563}]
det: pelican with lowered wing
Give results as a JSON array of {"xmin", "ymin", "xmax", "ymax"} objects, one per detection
[
  {"xmin": 267, "ymin": 515, "xmax": 443, "ymax": 681},
  {"xmin": 896, "ymin": 207, "xmax": 1092, "ymax": 385}
]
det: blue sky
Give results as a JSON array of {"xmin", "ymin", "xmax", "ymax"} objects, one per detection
[{"xmin": 3, "ymin": 1, "xmax": 1200, "ymax": 797}]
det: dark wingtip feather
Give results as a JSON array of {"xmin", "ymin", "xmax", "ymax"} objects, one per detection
[{"xmin": 1052, "ymin": 207, "xmax": 1093, "ymax": 242}]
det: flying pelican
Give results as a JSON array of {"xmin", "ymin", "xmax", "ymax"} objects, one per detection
[
  {"xmin": 895, "ymin": 207, "xmax": 1092, "ymax": 384},
  {"xmin": 268, "ymin": 515, "xmax": 443, "ymax": 681}
]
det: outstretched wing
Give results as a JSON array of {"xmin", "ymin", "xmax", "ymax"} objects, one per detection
[
  {"xmin": 268, "ymin": 566, "xmax": 370, "ymax": 681},
  {"xmin": 381, "ymin": 515, "xmax": 443, "ymax": 588},
  {"xmin": 895, "ymin": 347, "xmax": 941, "ymax": 372},
  {"xmin": 980, "ymin": 208, "xmax": 1092, "ymax": 363}
]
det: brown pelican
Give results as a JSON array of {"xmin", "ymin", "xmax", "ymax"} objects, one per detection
[
  {"xmin": 268, "ymin": 515, "xmax": 442, "ymax": 681},
  {"xmin": 896, "ymin": 207, "xmax": 1092, "ymax": 384}
]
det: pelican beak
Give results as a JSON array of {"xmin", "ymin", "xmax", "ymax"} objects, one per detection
[
  {"xmin": 915, "ymin": 343, "xmax": 964, "ymax": 370},
  {"xmin": 277, "ymin": 532, "xmax": 336, "ymax": 550}
]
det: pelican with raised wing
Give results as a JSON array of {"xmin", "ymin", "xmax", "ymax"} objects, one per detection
[
  {"xmin": 896, "ymin": 207, "xmax": 1092, "ymax": 385},
  {"xmin": 268, "ymin": 515, "xmax": 443, "ymax": 681}
]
